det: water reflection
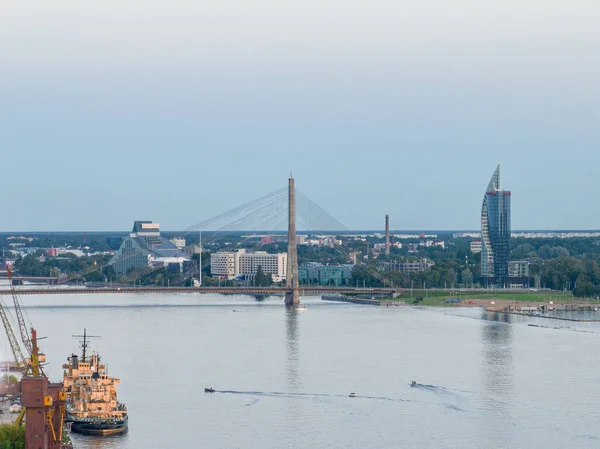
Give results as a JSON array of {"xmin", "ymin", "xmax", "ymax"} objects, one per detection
[
  {"xmin": 481, "ymin": 310, "xmax": 512, "ymax": 324},
  {"xmin": 70, "ymin": 432, "xmax": 129, "ymax": 449},
  {"xmin": 480, "ymin": 313, "xmax": 514, "ymax": 447},
  {"xmin": 285, "ymin": 309, "xmax": 300, "ymax": 392}
]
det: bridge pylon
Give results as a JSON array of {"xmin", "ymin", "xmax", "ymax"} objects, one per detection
[{"xmin": 285, "ymin": 176, "xmax": 300, "ymax": 306}]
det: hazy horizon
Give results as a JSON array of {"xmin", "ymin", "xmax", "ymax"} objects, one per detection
[{"xmin": 2, "ymin": 1, "xmax": 598, "ymax": 231}]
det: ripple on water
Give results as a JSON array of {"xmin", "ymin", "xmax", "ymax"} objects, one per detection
[{"xmin": 17, "ymin": 295, "xmax": 600, "ymax": 449}]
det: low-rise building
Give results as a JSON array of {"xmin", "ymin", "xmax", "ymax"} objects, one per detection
[
  {"xmin": 47, "ymin": 248, "xmax": 86, "ymax": 257},
  {"xmin": 300, "ymin": 237, "xmax": 342, "ymax": 247},
  {"xmin": 238, "ymin": 251, "xmax": 287, "ymax": 282},
  {"xmin": 373, "ymin": 243, "xmax": 386, "ymax": 252},
  {"xmin": 299, "ymin": 262, "xmax": 321, "ymax": 284},
  {"xmin": 418, "ymin": 240, "xmax": 445, "ymax": 249},
  {"xmin": 470, "ymin": 240, "xmax": 482, "ymax": 253},
  {"xmin": 509, "ymin": 260, "xmax": 530, "ymax": 277},
  {"xmin": 381, "ymin": 260, "xmax": 434, "ymax": 274},
  {"xmin": 210, "ymin": 250, "xmax": 245, "ymax": 279},
  {"xmin": 299, "ymin": 263, "xmax": 354, "ymax": 286},
  {"xmin": 210, "ymin": 249, "xmax": 287, "ymax": 282},
  {"xmin": 507, "ymin": 260, "xmax": 530, "ymax": 288},
  {"xmin": 170, "ymin": 237, "xmax": 186, "ymax": 249}
]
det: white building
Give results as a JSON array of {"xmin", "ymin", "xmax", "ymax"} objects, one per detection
[
  {"xmin": 373, "ymin": 243, "xmax": 386, "ymax": 252},
  {"xmin": 417, "ymin": 240, "xmax": 445, "ymax": 249},
  {"xmin": 470, "ymin": 240, "xmax": 482, "ymax": 253},
  {"xmin": 454, "ymin": 232, "xmax": 481, "ymax": 239},
  {"xmin": 170, "ymin": 237, "xmax": 186, "ymax": 249},
  {"xmin": 239, "ymin": 251, "xmax": 287, "ymax": 283},
  {"xmin": 56, "ymin": 248, "xmax": 86, "ymax": 257},
  {"xmin": 508, "ymin": 260, "xmax": 530, "ymax": 277},
  {"xmin": 302, "ymin": 238, "xmax": 342, "ymax": 247},
  {"xmin": 186, "ymin": 244, "xmax": 202, "ymax": 255},
  {"xmin": 210, "ymin": 250, "xmax": 245, "ymax": 279},
  {"xmin": 384, "ymin": 260, "xmax": 434, "ymax": 273},
  {"xmin": 210, "ymin": 250, "xmax": 287, "ymax": 282}
]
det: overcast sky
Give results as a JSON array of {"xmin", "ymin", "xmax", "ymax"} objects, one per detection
[{"xmin": 1, "ymin": 1, "xmax": 599, "ymax": 231}]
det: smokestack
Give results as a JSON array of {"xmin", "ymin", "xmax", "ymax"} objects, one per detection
[{"xmin": 385, "ymin": 215, "xmax": 390, "ymax": 255}]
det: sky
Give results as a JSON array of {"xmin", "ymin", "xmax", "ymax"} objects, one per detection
[{"xmin": 1, "ymin": 1, "xmax": 599, "ymax": 231}]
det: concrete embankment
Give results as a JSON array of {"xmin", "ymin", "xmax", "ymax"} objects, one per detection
[
  {"xmin": 485, "ymin": 302, "xmax": 600, "ymax": 322},
  {"xmin": 487, "ymin": 309, "xmax": 600, "ymax": 322}
]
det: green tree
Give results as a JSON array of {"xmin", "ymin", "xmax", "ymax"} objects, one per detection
[
  {"xmin": 0, "ymin": 374, "xmax": 18, "ymax": 384},
  {"xmin": 0, "ymin": 423, "xmax": 25, "ymax": 448},
  {"xmin": 254, "ymin": 265, "xmax": 272, "ymax": 287},
  {"xmin": 461, "ymin": 268, "xmax": 473, "ymax": 287}
]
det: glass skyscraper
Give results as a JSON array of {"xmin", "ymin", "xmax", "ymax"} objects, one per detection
[{"xmin": 481, "ymin": 164, "xmax": 511, "ymax": 287}]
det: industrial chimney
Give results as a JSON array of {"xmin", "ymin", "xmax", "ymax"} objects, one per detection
[{"xmin": 385, "ymin": 215, "xmax": 390, "ymax": 255}]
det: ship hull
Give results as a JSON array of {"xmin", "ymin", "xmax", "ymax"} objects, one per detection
[{"xmin": 69, "ymin": 417, "xmax": 128, "ymax": 436}]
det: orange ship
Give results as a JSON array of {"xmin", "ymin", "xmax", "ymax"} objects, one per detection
[{"xmin": 62, "ymin": 330, "xmax": 128, "ymax": 436}]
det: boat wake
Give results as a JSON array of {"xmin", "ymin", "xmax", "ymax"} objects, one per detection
[
  {"xmin": 410, "ymin": 383, "xmax": 469, "ymax": 412},
  {"xmin": 410, "ymin": 383, "xmax": 468, "ymax": 396},
  {"xmin": 210, "ymin": 390, "xmax": 406, "ymax": 402}
]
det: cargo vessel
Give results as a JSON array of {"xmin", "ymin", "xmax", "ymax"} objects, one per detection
[{"xmin": 62, "ymin": 329, "xmax": 128, "ymax": 435}]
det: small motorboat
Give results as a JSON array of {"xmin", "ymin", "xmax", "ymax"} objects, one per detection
[
  {"xmin": 348, "ymin": 392, "xmax": 357, "ymax": 398},
  {"xmin": 204, "ymin": 387, "xmax": 215, "ymax": 393},
  {"xmin": 411, "ymin": 381, "xmax": 417, "ymax": 387}
]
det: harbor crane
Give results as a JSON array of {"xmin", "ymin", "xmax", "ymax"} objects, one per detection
[
  {"xmin": 6, "ymin": 266, "xmax": 43, "ymax": 375},
  {"xmin": 0, "ymin": 288, "xmax": 43, "ymax": 426},
  {"xmin": 0, "ymin": 266, "xmax": 67, "ymax": 448}
]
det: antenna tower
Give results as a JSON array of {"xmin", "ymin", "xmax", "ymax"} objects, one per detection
[{"xmin": 72, "ymin": 328, "xmax": 101, "ymax": 362}]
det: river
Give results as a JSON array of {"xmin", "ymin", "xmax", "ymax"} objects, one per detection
[{"xmin": 3, "ymin": 293, "xmax": 600, "ymax": 448}]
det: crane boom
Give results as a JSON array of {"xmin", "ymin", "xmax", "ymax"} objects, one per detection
[
  {"xmin": 0, "ymin": 297, "xmax": 28, "ymax": 375},
  {"xmin": 0, "ymin": 270, "xmax": 50, "ymax": 431},
  {"xmin": 6, "ymin": 266, "xmax": 32, "ymax": 353}
]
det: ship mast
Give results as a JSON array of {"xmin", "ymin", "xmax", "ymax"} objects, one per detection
[{"xmin": 73, "ymin": 329, "xmax": 100, "ymax": 362}]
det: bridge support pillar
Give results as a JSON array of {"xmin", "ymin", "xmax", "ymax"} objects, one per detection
[
  {"xmin": 285, "ymin": 288, "xmax": 300, "ymax": 306},
  {"xmin": 285, "ymin": 177, "xmax": 300, "ymax": 306}
]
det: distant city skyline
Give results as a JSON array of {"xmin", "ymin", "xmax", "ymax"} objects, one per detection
[{"xmin": 1, "ymin": 1, "xmax": 599, "ymax": 231}]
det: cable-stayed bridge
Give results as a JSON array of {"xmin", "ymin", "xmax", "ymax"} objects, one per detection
[
  {"xmin": 183, "ymin": 186, "xmax": 347, "ymax": 233},
  {"xmin": 3, "ymin": 178, "xmax": 401, "ymax": 301}
]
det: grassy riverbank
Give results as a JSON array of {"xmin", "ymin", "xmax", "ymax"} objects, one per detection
[{"xmin": 390, "ymin": 290, "xmax": 596, "ymax": 307}]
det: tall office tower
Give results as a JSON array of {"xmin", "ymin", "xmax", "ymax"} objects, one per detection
[{"xmin": 481, "ymin": 164, "xmax": 511, "ymax": 287}]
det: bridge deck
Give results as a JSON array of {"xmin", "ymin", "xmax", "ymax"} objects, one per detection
[{"xmin": 0, "ymin": 286, "xmax": 400, "ymax": 296}]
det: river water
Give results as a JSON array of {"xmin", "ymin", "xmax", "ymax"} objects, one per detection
[{"xmin": 3, "ymin": 293, "xmax": 600, "ymax": 449}]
